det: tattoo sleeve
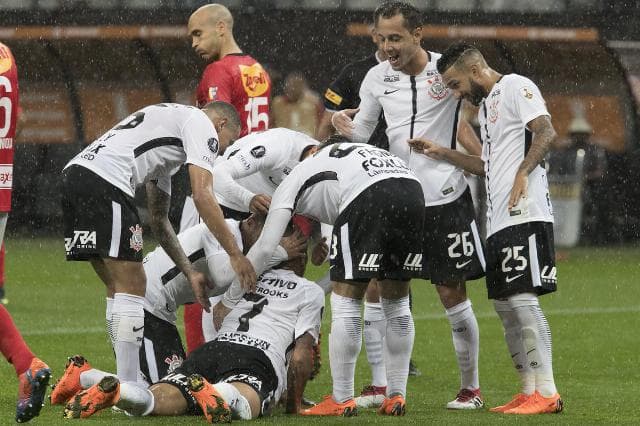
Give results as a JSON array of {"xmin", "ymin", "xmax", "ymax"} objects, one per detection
[{"xmin": 519, "ymin": 115, "xmax": 557, "ymax": 174}]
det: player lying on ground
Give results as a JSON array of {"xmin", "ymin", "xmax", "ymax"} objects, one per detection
[
  {"xmin": 61, "ymin": 251, "xmax": 323, "ymax": 421},
  {"xmin": 49, "ymin": 214, "xmax": 306, "ymax": 405}
]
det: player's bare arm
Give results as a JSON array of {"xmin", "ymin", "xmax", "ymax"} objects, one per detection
[
  {"xmin": 189, "ymin": 164, "xmax": 257, "ymax": 290},
  {"xmin": 285, "ymin": 333, "xmax": 316, "ymax": 414},
  {"xmin": 408, "ymin": 137, "xmax": 485, "ymax": 176},
  {"xmin": 508, "ymin": 115, "xmax": 557, "ymax": 209},
  {"xmin": 457, "ymin": 102, "xmax": 482, "ymax": 156},
  {"xmin": 146, "ymin": 180, "xmax": 213, "ymax": 310}
]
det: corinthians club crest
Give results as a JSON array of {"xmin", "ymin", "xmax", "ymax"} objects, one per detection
[
  {"xmin": 129, "ymin": 224, "xmax": 143, "ymax": 252},
  {"xmin": 428, "ymin": 75, "xmax": 448, "ymax": 100}
]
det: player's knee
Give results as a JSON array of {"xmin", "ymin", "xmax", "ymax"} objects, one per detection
[
  {"xmin": 380, "ymin": 294, "xmax": 411, "ymax": 320},
  {"xmin": 507, "ymin": 292, "xmax": 539, "ymax": 309}
]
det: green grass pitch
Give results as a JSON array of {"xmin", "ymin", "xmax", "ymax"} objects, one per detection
[{"xmin": 0, "ymin": 238, "xmax": 638, "ymax": 424}]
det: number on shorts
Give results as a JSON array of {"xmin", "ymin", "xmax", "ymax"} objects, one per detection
[
  {"xmin": 447, "ymin": 232, "xmax": 474, "ymax": 258},
  {"xmin": 501, "ymin": 246, "xmax": 527, "ymax": 272},
  {"xmin": 237, "ymin": 296, "xmax": 269, "ymax": 332},
  {"xmin": 329, "ymin": 234, "xmax": 338, "ymax": 260}
]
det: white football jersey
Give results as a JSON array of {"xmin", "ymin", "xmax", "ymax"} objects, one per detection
[
  {"xmin": 269, "ymin": 142, "xmax": 419, "ymax": 224},
  {"xmin": 355, "ymin": 52, "xmax": 468, "ymax": 206},
  {"xmin": 214, "ymin": 128, "xmax": 318, "ymax": 212},
  {"xmin": 478, "ymin": 74, "xmax": 554, "ymax": 237},
  {"xmin": 143, "ymin": 221, "xmax": 242, "ymax": 324},
  {"xmin": 64, "ymin": 103, "xmax": 218, "ymax": 197},
  {"xmin": 215, "ymin": 269, "xmax": 324, "ymax": 402}
]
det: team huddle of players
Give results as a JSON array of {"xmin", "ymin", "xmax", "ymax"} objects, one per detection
[{"xmin": 43, "ymin": 1, "xmax": 565, "ymax": 423}]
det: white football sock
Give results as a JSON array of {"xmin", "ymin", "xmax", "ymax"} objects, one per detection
[
  {"xmin": 329, "ymin": 292, "xmax": 362, "ymax": 403},
  {"xmin": 363, "ymin": 302, "xmax": 387, "ymax": 388},
  {"xmin": 215, "ymin": 382, "xmax": 252, "ymax": 420},
  {"xmin": 445, "ymin": 299, "xmax": 480, "ymax": 390},
  {"xmin": 116, "ymin": 381, "xmax": 154, "ymax": 416},
  {"xmin": 112, "ymin": 293, "xmax": 145, "ymax": 383},
  {"xmin": 79, "ymin": 368, "xmax": 114, "ymax": 389},
  {"xmin": 509, "ymin": 293, "xmax": 558, "ymax": 397},
  {"xmin": 381, "ymin": 296, "xmax": 414, "ymax": 398},
  {"xmin": 494, "ymin": 299, "xmax": 535, "ymax": 394},
  {"xmin": 106, "ymin": 297, "xmax": 115, "ymax": 349}
]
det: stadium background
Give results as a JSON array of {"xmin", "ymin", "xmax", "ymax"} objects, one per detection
[
  {"xmin": 0, "ymin": 1, "xmax": 639, "ymax": 424},
  {"xmin": 1, "ymin": 0, "xmax": 640, "ymax": 244}
]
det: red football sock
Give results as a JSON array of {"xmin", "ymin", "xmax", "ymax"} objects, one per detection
[
  {"xmin": 0, "ymin": 305, "xmax": 34, "ymax": 376},
  {"xmin": 184, "ymin": 303, "xmax": 204, "ymax": 354},
  {"xmin": 0, "ymin": 243, "xmax": 5, "ymax": 288}
]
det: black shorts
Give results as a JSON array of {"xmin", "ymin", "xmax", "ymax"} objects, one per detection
[
  {"xmin": 486, "ymin": 221, "xmax": 557, "ymax": 299},
  {"xmin": 61, "ymin": 165, "xmax": 143, "ymax": 262},
  {"xmin": 159, "ymin": 340, "xmax": 278, "ymax": 416},
  {"xmin": 330, "ymin": 178, "xmax": 424, "ymax": 282},
  {"xmin": 421, "ymin": 189, "xmax": 486, "ymax": 284},
  {"xmin": 220, "ymin": 204, "xmax": 251, "ymax": 221},
  {"xmin": 139, "ymin": 310, "xmax": 186, "ymax": 385}
]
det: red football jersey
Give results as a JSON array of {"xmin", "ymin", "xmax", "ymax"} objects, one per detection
[
  {"xmin": 196, "ymin": 53, "xmax": 271, "ymax": 137},
  {"xmin": 0, "ymin": 42, "xmax": 18, "ymax": 212}
]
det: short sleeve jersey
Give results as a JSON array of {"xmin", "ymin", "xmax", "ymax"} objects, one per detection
[
  {"xmin": 269, "ymin": 142, "xmax": 419, "ymax": 224},
  {"xmin": 0, "ymin": 42, "xmax": 19, "ymax": 211},
  {"xmin": 64, "ymin": 103, "xmax": 218, "ymax": 197},
  {"xmin": 214, "ymin": 128, "xmax": 318, "ymax": 211},
  {"xmin": 215, "ymin": 269, "xmax": 324, "ymax": 399},
  {"xmin": 355, "ymin": 52, "xmax": 468, "ymax": 206},
  {"xmin": 143, "ymin": 220, "xmax": 243, "ymax": 324},
  {"xmin": 196, "ymin": 54, "xmax": 271, "ymax": 137},
  {"xmin": 478, "ymin": 74, "xmax": 554, "ymax": 237},
  {"xmin": 324, "ymin": 54, "xmax": 389, "ymax": 150}
]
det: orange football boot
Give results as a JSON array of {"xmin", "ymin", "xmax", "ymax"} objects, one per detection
[
  {"xmin": 378, "ymin": 394, "xmax": 406, "ymax": 416},
  {"xmin": 187, "ymin": 374, "xmax": 232, "ymax": 423},
  {"xmin": 63, "ymin": 375, "xmax": 120, "ymax": 419},
  {"xmin": 490, "ymin": 393, "xmax": 530, "ymax": 413},
  {"xmin": 16, "ymin": 357, "xmax": 51, "ymax": 423},
  {"xmin": 504, "ymin": 391, "xmax": 563, "ymax": 414},
  {"xmin": 301, "ymin": 395, "xmax": 358, "ymax": 416},
  {"xmin": 50, "ymin": 355, "xmax": 91, "ymax": 405}
]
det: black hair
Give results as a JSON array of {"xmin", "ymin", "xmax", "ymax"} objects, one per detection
[
  {"xmin": 201, "ymin": 101, "xmax": 241, "ymax": 131},
  {"xmin": 436, "ymin": 41, "xmax": 478, "ymax": 75},
  {"xmin": 374, "ymin": 1, "xmax": 423, "ymax": 32},
  {"xmin": 317, "ymin": 133, "xmax": 351, "ymax": 151}
]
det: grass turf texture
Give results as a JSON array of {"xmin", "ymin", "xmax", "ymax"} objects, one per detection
[{"xmin": 0, "ymin": 238, "xmax": 638, "ymax": 424}]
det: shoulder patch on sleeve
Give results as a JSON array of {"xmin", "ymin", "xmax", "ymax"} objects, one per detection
[
  {"xmin": 324, "ymin": 88, "xmax": 343, "ymax": 106},
  {"xmin": 250, "ymin": 145, "xmax": 266, "ymax": 158},
  {"xmin": 520, "ymin": 87, "xmax": 534, "ymax": 100},
  {"xmin": 207, "ymin": 137, "xmax": 219, "ymax": 154}
]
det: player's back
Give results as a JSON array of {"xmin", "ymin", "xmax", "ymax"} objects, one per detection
[
  {"xmin": 215, "ymin": 269, "xmax": 324, "ymax": 383},
  {"xmin": 270, "ymin": 142, "xmax": 418, "ymax": 224},
  {"xmin": 197, "ymin": 54, "xmax": 271, "ymax": 136},
  {"xmin": 64, "ymin": 103, "xmax": 216, "ymax": 197}
]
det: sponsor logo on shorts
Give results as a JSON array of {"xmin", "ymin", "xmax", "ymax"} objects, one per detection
[
  {"xmin": 223, "ymin": 373, "xmax": 263, "ymax": 391},
  {"xmin": 455, "ymin": 259, "xmax": 472, "ymax": 269},
  {"xmin": 129, "ymin": 224, "xmax": 144, "ymax": 252},
  {"xmin": 358, "ymin": 253, "xmax": 382, "ymax": 271},
  {"xmin": 216, "ymin": 332, "xmax": 271, "ymax": 351},
  {"xmin": 505, "ymin": 274, "xmax": 524, "ymax": 283},
  {"xmin": 541, "ymin": 265, "xmax": 557, "ymax": 284},
  {"xmin": 403, "ymin": 253, "xmax": 422, "ymax": 271},
  {"xmin": 65, "ymin": 230, "xmax": 97, "ymax": 253},
  {"xmin": 164, "ymin": 354, "xmax": 184, "ymax": 374}
]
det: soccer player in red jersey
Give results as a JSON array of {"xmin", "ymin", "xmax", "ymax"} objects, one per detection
[
  {"xmin": 184, "ymin": 4, "xmax": 273, "ymax": 353},
  {"xmin": 0, "ymin": 41, "xmax": 52, "ymax": 423}
]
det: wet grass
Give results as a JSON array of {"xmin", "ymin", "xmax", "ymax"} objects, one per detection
[{"xmin": 1, "ymin": 238, "xmax": 638, "ymax": 424}]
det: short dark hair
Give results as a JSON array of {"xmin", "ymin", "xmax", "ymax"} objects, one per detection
[
  {"xmin": 374, "ymin": 1, "xmax": 423, "ymax": 32},
  {"xmin": 436, "ymin": 42, "xmax": 478, "ymax": 75},
  {"xmin": 202, "ymin": 101, "xmax": 241, "ymax": 131},
  {"xmin": 317, "ymin": 133, "xmax": 351, "ymax": 152}
]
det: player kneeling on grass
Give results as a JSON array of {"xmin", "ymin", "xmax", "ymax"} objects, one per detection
[
  {"xmin": 61, "ymin": 251, "xmax": 323, "ymax": 421},
  {"xmin": 49, "ymin": 214, "xmax": 305, "ymax": 407}
]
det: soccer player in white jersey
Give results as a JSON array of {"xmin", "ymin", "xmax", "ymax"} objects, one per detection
[
  {"xmin": 409, "ymin": 42, "xmax": 563, "ymax": 415},
  {"xmin": 332, "ymin": 1, "xmax": 486, "ymax": 409},
  {"xmin": 62, "ymin": 252, "xmax": 324, "ymax": 422},
  {"xmin": 179, "ymin": 127, "xmax": 319, "ymax": 353},
  {"xmin": 60, "ymin": 102, "xmax": 256, "ymax": 389},
  {"xmin": 217, "ymin": 136, "xmax": 425, "ymax": 416}
]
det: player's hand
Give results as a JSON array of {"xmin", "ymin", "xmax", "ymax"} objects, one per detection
[
  {"xmin": 331, "ymin": 108, "xmax": 358, "ymax": 138},
  {"xmin": 187, "ymin": 271, "xmax": 214, "ymax": 313},
  {"xmin": 407, "ymin": 137, "xmax": 446, "ymax": 160},
  {"xmin": 230, "ymin": 253, "xmax": 257, "ymax": 292},
  {"xmin": 249, "ymin": 194, "xmax": 271, "ymax": 214},
  {"xmin": 311, "ymin": 237, "xmax": 329, "ymax": 266},
  {"xmin": 212, "ymin": 301, "xmax": 232, "ymax": 331},
  {"xmin": 281, "ymin": 230, "xmax": 308, "ymax": 259},
  {"xmin": 509, "ymin": 169, "xmax": 529, "ymax": 210}
]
